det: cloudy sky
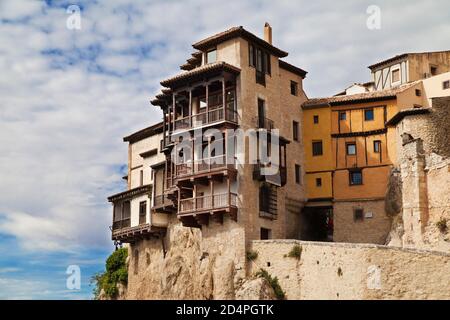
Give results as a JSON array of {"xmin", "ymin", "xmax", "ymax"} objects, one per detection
[{"xmin": 0, "ymin": 0, "xmax": 449, "ymax": 299}]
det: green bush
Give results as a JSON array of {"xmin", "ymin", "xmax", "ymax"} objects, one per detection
[
  {"xmin": 246, "ymin": 250, "xmax": 258, "ymax": 261},
  {"xmin": 255, "ymin": 268, "xmax": 285, "ymax": 300},
  {"xmin": 91, "ymin": 248, "xmax": 128, "ymax": 299},
  {"xmin": 287, "ymin": 245, "xmax": 302, "ymax": 260}
]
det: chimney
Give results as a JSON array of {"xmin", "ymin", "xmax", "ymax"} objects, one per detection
[{"xmin": 264, "ymin": 22, "xmax": 272, "ymax": 45}]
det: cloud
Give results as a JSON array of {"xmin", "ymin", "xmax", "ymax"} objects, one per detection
[{"xmin": 0, "ymin": 0, "xmax": 449, "ymax": 299}]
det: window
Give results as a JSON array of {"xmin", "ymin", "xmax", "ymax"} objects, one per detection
[
  {"xmin": 264, "ymin": 52, "xmax": 271, "ymax": 75},
  {"xmin": 206, "ymin": 49, "xmax": 217, "ymax": 64},
  {"xmin": 354, "ymin": 209, "xmax": 364, "ymax": 222},
  {"xmin": 249, "ymin": 44, "xmax": 255, "ymax": 67},
  {"xmin": 415, "ymin": 89, "xmax": 421, "ymax": 97},
  {"xmin": 346, "ymin": 142, "xmax": 356, "ymax": 155},
  {"xmin": 374, "ymin": 140, "xmax": 381, "ymax": 153},
  {"xmin": 260, "ymin": 228, "xmax": 271, "ymax": 240},
  {"xmin": 349, "ymin": 170, "xmax": 363, "ymax": 185},
  {"xmin": 312, "ymin": 141, "xmax": 323, "ymax": 156},
  {"xmin": 250, "ymin": 43, "xmax": 270, "ymax": 85},
  {"xmin": 292, "ymin": 121, "xmax": 299, "ymax": 141},
  {"xmin": 339, "ymin": 111, "xmax": 346, "ymax": 121},
  {"xmin": 140, "ymin": 170, "xmax": 144, "ymax": 186},
  {"xmin": 313, "ymin": 115, "xmax": 319, "ymax": 124},
  {"xmin": 259, "ymin": 184, "xmax": 271, "ymax": 213},
  {"xmin": 295, "ymin": 164, "xmax": 301, "ymax": 184},
  {"xmin": 316, "ymin": 178, "xmax": 322, "ymax": 187},
  {"xmin": 364, "ymin": 109, "xmax": 374, "ymax": 121},
  {"xmin": 290, "ymin": 81, "xmax": 298, "ymax": 96},
  {"xmin": 391, "ymin": 69, "xmax": 400, "ymax": 83},
  {"xmin": 139, "ymin": 201, "xmax": 147, "ymax": 225},
  {"xmin": 443, "ymin": 80, "xmax": 450, "ymax": 90},
  {"xmin": 430, "ymin": 66, "xmax": 438, "ymax": 76},
  {"xmin": 257, "ymin": 98, "xmax": 266, "ymax": 128}
]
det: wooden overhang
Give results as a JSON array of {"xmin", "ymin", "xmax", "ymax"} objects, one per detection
[
  {"xmin": 160, "ymin": 61, "xmax": 241, "ymax": 89},
  {"xmin": 123, "ymin": 122, "xmax": 163, "ymax": 143},
  {"xmin": 279, "ymin": 60, "xmax": 308, "ymax": 79},
  {"xmin": 107, "ymin": 185, "xmax": 151, "ymax": 203},
  {"xmin": 192, "ymin": 26, "xmax": 288, "ymax": 58},
  {"xmin": 112, "ymin": 223, "xmax": 166, "ymax": 242},
  {"xmin": 139, "ymin": 148, "xmax": 158, "ymax": 158}
]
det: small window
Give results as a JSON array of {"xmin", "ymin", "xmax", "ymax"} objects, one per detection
[
  {"xmin": 346, "ymin": 143, "xmax": 356, "ymax": 155},
  {"xmin": 430, "ymin": 66, "xmax": 438, "ymax": 76},
  {"xmin": 316, "ymin": 178, "xmax": 322, "ymax": 187},
  {"xmin": 364, "ymin": 109, "xmax": 374, "ymax": 121},
  {"xmin": 249, "ymin": 44, "xmax": 255, "ymax": 67},
  {"xmin": 415, "ymin": 89, "xmax": 421, "ymax": 97},
  {"xmin": 313, "ymin": 115, "xmax": 319, "ymax": 124},
  {"xmin": 391, "ymin": 69, "xmax": 400, "ymax": 83},
  {"xmin": 290, "ymin": 81, "xmax": 298, "ymax": 96},
  {"xmin": 349, "ymin": 170, "xmax": 363, "ymax": 185},
  {"xmin": 354, "ymin": 209, "xmax": 364, "ymax": 222},
  {"xmin": 260, "ymin": 228, "xmax": 271, "ymax": 240},
  {"xmin": 139, "ymin": 201, "xmax": 146, "ymax": 215},
  {"xmin": 293, "ymin": 121, "xmax": 299, "ymax": 141},
  {"xmin": 140, "ymin": 170, "xmax": 144, "ymax": 186},
  {"xmin": 443, "ymin": 80, "xmax": 450, "ymax": 90},
  {"xmin": 295, "ymin": 164, "xmax": 301, "ymax": 184},
  {"xmin": 264, "ymin": 52, "xmax": 271, "ymax": 75},
  {"xmin": 206, "ymin": 49, "xmax": 217, "ymax": 64},
  {"xmin": 374, "ymin": 140, "xmax": 381, "ymax": 153},
  {"xmin": 339, "ymin": 111, "xmax": 346, "ymax": 121},
  {"xmin": 312, "ymin": 141, "xmax": 323, "ymax": 156}
]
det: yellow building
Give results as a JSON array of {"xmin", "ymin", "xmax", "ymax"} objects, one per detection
[{"xmin": 301, "ymin": 82, "xmax": 424, "ymax": 244}]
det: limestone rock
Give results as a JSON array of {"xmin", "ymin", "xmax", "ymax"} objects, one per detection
[{"xmin": 235, "ymin": 277, "xmax": 276, "ymax": 300}]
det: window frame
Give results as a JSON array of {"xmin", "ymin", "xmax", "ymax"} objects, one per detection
[
  {"xmin": 349, "ymin": 169, "xmax": 363, "ymax": 186},
  {"xmin": 290, "ymin": 80, "xmax": 298, "ymax": 96},
  {"xmin": 364, "ymin": 109, "xmax": 374, "ymax": 121},
  {"xmin": 353, "ymin": 209, "xmax": 364, "ymax": 222},
  {"xmin": 373, "ymin": 140, "xmax": 381, "ymax": 153},
  {"xmin": 443, "ymin": 80, "xmax": 450, "ymax": 90},
  {"xmin": 312, "ymin": 141, "xmax": 323, "ymax": 156},
  {"xmin": 346, "ymin": 142, "xmax": 356, "ymax": 155},
  {"xmin": 339, "ymin": 111, "xmax": 346, "ymax": 121},
  {"xmin": 295, "ymin": 164, "xmax": 301, "ymax": 185},
  {"xmin": 313, "ymin": 115, "xmax": 319, "ymax": 124},
  {"xmin": 292, "ymin": 120, "xmax": 299, "ymax": 141},
  {"xmin": 391, "ymin": 68, "xmax": 400, "ymax": 84},
  {"xmin": 206, "ymin": 48, "xmax": 217, "ymax": 64},
  {"xmin": 316, "ymin": 177, "xmax": 322, "ymax": 187}
]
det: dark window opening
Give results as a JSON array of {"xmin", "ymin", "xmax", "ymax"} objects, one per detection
[
  {"xmin": 354, "ymin": 209, "xmax": 364, "ymax": 222},
  {"xmin": 290, "ymin": 81, "xmax": 298, "ymax": 96},
  {"xmin": 312, "ymin": 141, "xmax": 323, "ymax": 156},
  {"xmin": 430, "ymin": 66, "xmax": 438, "ymax": 76},
  {"xmin": 313, "ymin": 115, "xmax": 319, "ymax": 124},
  {"xmin": 346, "ymin": 143, "xmax": 356, "ymax": 155},
  {"xmin": 316, "ymin": 178, "xmax": 322, "ymax": 187},
  {"xmin": 140, "ymin": 170, "xmax": 144, "ymax": 186},
  {"xmin": 339, "ymin": 111, "xmax": 346, "ymax": 121},
  {"xmin": 374, "ymin": 140, "xmax": 381, "ymax": 153},
  {"xmin": 415, "ymin": 89, "xmax": 421, "ymax": 97},
  {"xmin": 364, "ymin": 109, "xmax": 374, "ymax": 121},
  {"xmin": 295, "ymin": 164, "xmax": 301, "ymax": 185},
  {"xmin": 443, "ymin": 80, "xmax": 450, "ymax": 90},
  {"xmin": 349, "ymin": 170, "xmax": 363, "ymax": 185},
  {"xmin": 293, "ymin": 121, "xmax": 299, "ymax": 141},
  {"xmin": 250, "ymin": 43, "xmax": 271, "ymax": 85},
  {"xmin": 260, "ymin": 228, "xmax": 271, "ymax": 240}
]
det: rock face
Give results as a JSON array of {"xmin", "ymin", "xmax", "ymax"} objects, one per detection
[
  {"xmin": 125, "ymin": 216, "xmax": 247, "ymax": 300},
  {"xmin": 235, "ymin": 278, "xmax": 276, "ymax": 300}
]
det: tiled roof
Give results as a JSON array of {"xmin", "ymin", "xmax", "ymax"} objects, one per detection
[
  {"xmin": 192, "ymin": 26, "xmax": 288, "ymax": 58},
  {"xmin": 368, "ymin": 50, "xmax": 450, "ymax": 69},
  {"xmin": 160, "ymin": 61, "xmax": 241, "ymax": 88},
  {"xmin": 385, "ymin": 107, "xmax": 431, "ymax": 126},
  {"xmin": 302, "ymin": 81, "xmax": 419, "ymax": 108}
]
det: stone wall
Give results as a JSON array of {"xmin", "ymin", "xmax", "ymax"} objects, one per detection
[{"xmin": 250, "ymin": 239, "xmax": 450, "ymax": 299}]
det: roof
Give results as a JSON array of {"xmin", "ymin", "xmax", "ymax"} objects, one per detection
[
  {"xmin": 302, "ymin": 81, "xmax": 419, "ymax": 108},
  {"xmin": 385, "ymin": 107, "xmax": 431, "ymax": 126},
  {"xmin": 368, "ymin": 50, "xmax": 450, "ymax": 70},
  {"xmin": 279, "ymin": 60, "xmax": 307, "ymax": 78},
  {"xmin": 107, "ymin": 185, "xmax": 151, "ymax": 202},
  {"xmin": 123, "ymin": 121, "xmax": 163, "ymax": 143},
  {"xmin": 160, "ymin": 61, "xmax": 241, "ymax": 88},
  {"xmin": 192, "ymin": 26, "xmax": 288, "ymax": 58}
]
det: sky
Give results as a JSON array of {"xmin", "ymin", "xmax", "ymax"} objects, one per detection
[{"xmin": 0, "ymin": 0, "xmax": 449, "ymax": 299}]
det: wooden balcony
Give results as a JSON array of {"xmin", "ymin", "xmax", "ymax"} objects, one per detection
[
  {"xmin": 175, "ymin": 155, "xmax": 237, "ymax": 183},
  {"xmin": 178, "ymin": 192, "xmax": 238, "ymax": 227},
  {"xmin": 111, "ymin": 223, "xmax": 166, "ymax": 243},
  {"xmin": 173, "ymin": 106, "xmax": 237, "ymax": 132},
  {"xmin": 152, "ymin": 194, "xmax": 176, "ymax": 213},
  {"xmin": 254, "ymin": 116, "xmax": 274, "ymax": 131},
  {"xmin": 253, "ymin": 163, "xmax": 287, "ymax": 186}
]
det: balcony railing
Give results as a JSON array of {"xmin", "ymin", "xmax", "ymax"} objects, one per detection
[
  {"xmin": 253, "ymin": 163, "xmax": 287, "ymax": 186},
  {"xmin": 175, "ymin": 155, "xmax": 234, "ymax": 177},
  {"xmin": 112, "ymin": 218, "xmax": 130, "ymax": 231},
  {"xmin": 179, "ymin": 192, "xmax": 238, "ymax": 214},
  {"xmin": 171, "ymin": 106, "xmax": 237, "ymax": 132},
  {"xmin": 254, "ymin": 116, "xmax": 274, "ymax": 131}
]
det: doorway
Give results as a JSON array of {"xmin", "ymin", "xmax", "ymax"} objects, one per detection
[{"xmin": 300, "ymin": 207, "xmax": 333, "ymax": 242}]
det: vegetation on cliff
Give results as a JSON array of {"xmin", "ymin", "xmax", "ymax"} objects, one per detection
[{"xmin": 92, "ymin": 248, "xmax": 128, "ymax": 299}]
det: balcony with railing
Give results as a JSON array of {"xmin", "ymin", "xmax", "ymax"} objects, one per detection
[
  {"xmin": 253, "ymin": 163, "xmax": 287, "ymax": 186},
  {"xmin": 173, "ymin": 105, "xmax": 238, "ymax": 131},
  {"xmin": 254, "ymin": 116, "xmax": 274, "ymax": 131},
  {"xmin": 152, "ymin": 194, "xmax": 176, "ymax": 213},
  {"xmin": 178, "ymin": 192, "xmax": 238, "ymax": 216},
  {"xmin": 174, "ymin": 155, "xmax": 236, "ymax": 181},
  {"xmin": 111, "ymin": 223, "xmax": 166, "ymax": 242}
]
